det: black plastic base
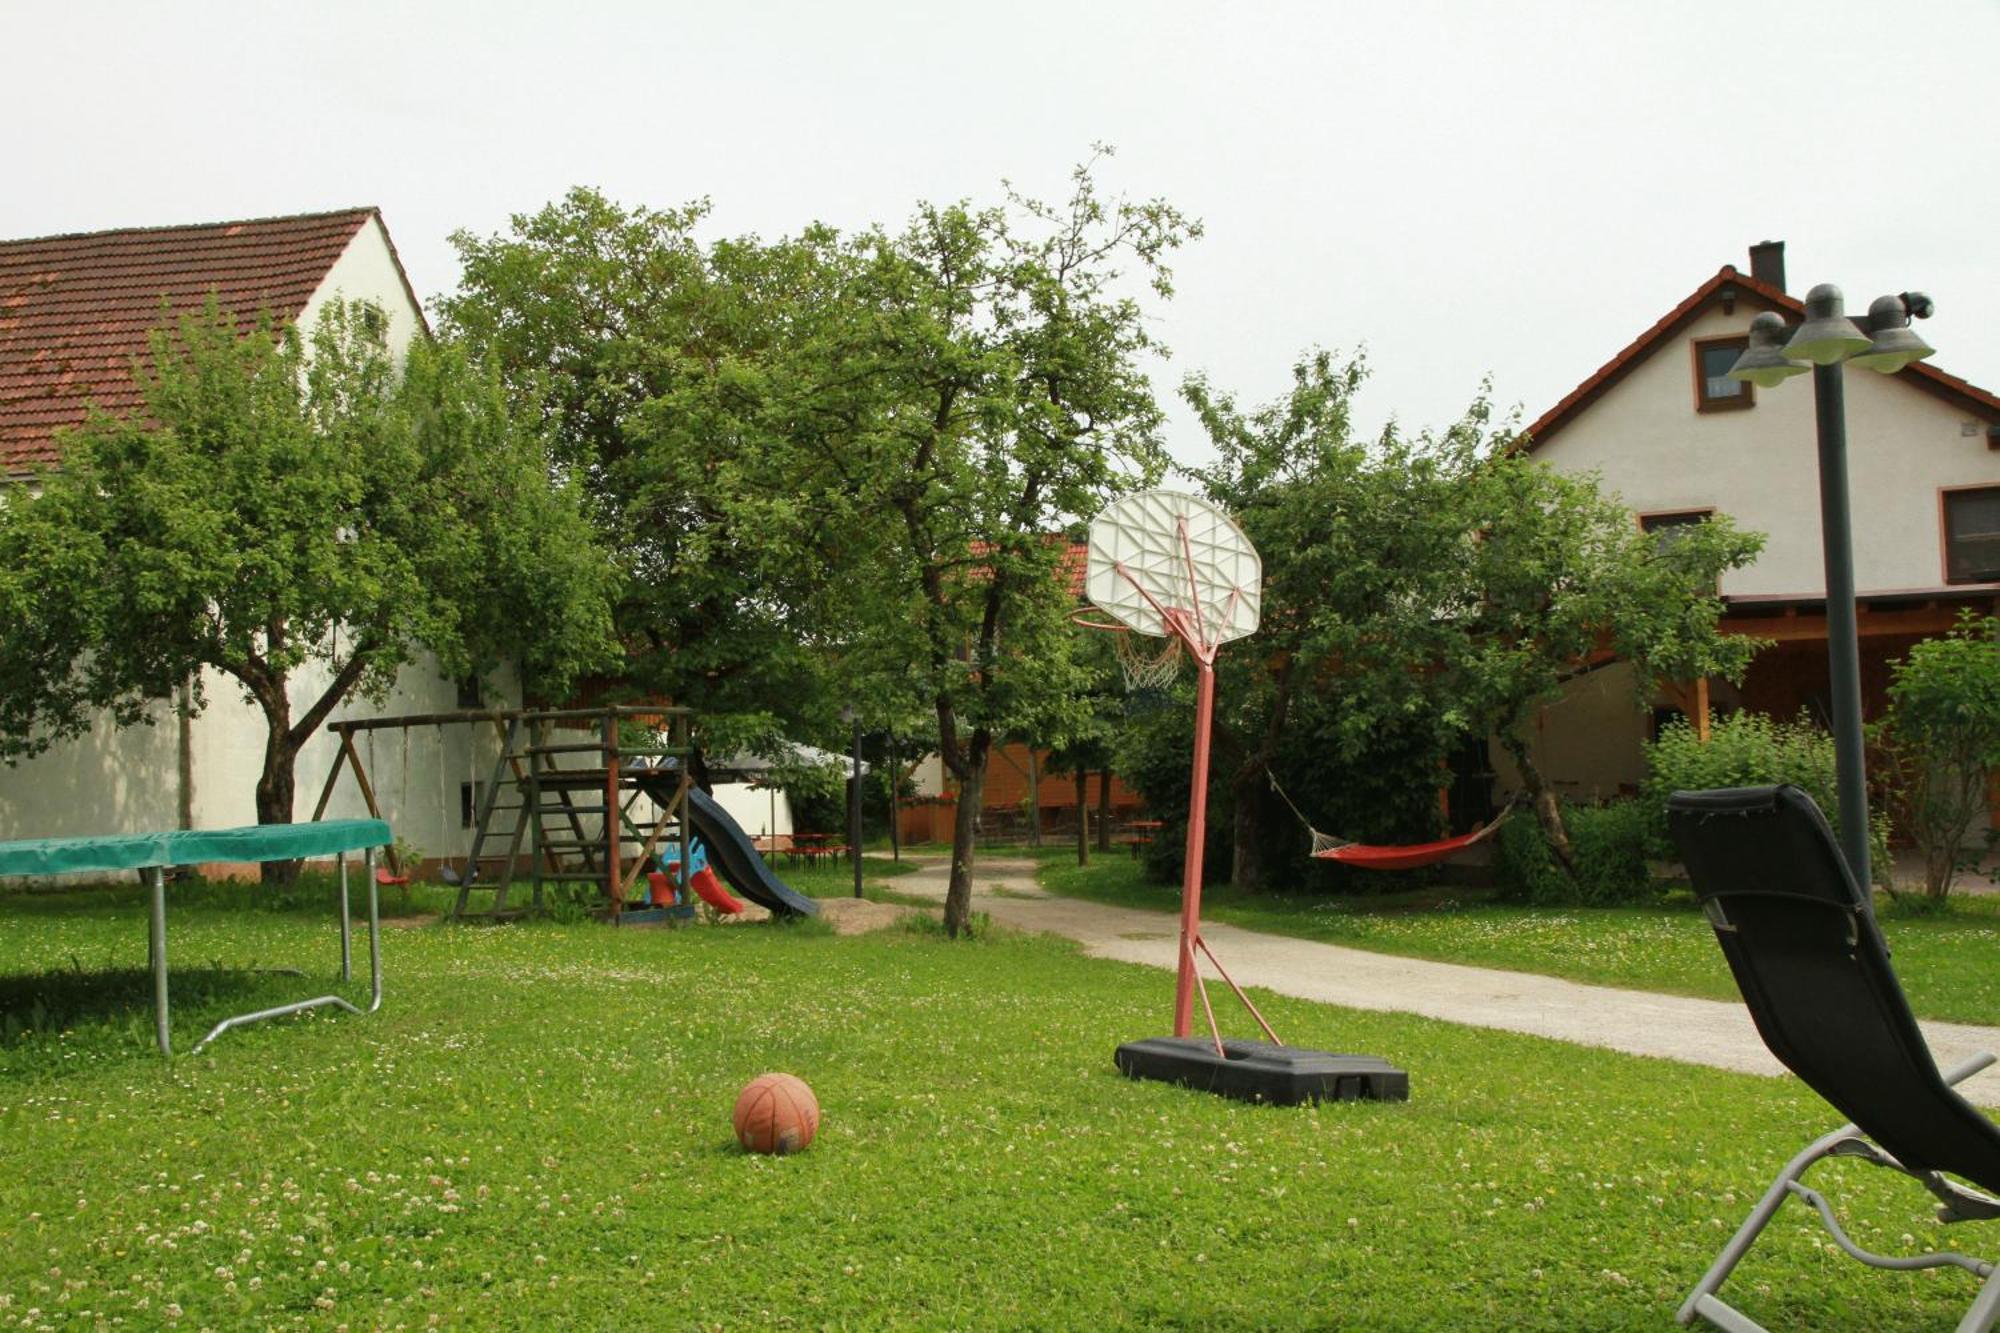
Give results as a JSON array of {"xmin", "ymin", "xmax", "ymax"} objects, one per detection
[{"xmin": 1115, "ymin": 1037, "xmax": 1409, "ymax": 1105}]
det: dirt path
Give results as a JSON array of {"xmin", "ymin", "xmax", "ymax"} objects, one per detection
[{"xmin": 894, "ymin": 852, "xmax": 2000, "ymax": 1105}]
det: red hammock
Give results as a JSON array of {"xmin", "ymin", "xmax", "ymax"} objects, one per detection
[{"xmin": 1311, "ymin": 819, "xmax": 1505, "ymax": 871}]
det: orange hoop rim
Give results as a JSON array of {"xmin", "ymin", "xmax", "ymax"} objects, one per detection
[{"xmin": 1068, "ymin": 607, "xmax": 1150, "ymax": 635}]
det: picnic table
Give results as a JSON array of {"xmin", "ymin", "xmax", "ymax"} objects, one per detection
[
  {"xmin": 1117, "ymin": 819, "xmax": 1164, "ymax": 856},
  {"xmin": 0, "ymin": 819, "xmax": 392, "ymax": 1056}
]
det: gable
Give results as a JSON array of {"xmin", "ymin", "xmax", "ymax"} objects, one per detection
[
  {"xmin": 1525, "ymin": 266, "xmax": 2000, "ymax": 453},
  {"xmin": 0, "ymin": 208, "xmax": 382, "ymax": 474}
]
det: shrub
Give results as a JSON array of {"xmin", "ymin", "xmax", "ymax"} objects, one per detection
[
  {"xmin": 1877, "ymin": 614, "xmax": 2000, "ymax": 899},
  {"xmin": 1641, "ymin": 710, "xmax": 1890, "ymax": 882},
  {"xmin": 1495, "ymin": 800, "xmax": 1654, "ymax": 905}
]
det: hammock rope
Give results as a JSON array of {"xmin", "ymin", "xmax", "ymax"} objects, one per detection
[{"xmin": 1264, "ymin": 765, "xmax": 1515, "ymax": 870}]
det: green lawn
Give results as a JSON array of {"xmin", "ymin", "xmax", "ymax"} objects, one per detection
[
  {"xmin": 1036, "ymin": 855, "xmax": 2000, "ymax": 1027},
  {"xmin": 0, "ymin": 878, "xmax": 1989, "ymax": 1328}
]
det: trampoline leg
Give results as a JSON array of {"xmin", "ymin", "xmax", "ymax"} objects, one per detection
[
  {"xmin": 1959, "ymin": 1266, "xmax": 2000, "ymax": 1333},
  {"xmin": 147, "ymin": 867, "xmax": 171, "ymax": 1057},
  {"xmin": 338, "ymin": 852, "xmax": 352, "ymax": 983},
  {"xmin": 366, "ymin": 847, "xmax": 383, "ymax": 1013}
]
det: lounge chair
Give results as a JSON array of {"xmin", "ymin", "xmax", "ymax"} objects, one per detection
[{"xmin": 1667, "ymin": 784, "xmax": 2000, "ymax": 1332}]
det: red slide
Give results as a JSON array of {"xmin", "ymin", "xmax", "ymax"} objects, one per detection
[{"xmin": 688, "ymin": 865, "xmax": 746, "ymax": 914}]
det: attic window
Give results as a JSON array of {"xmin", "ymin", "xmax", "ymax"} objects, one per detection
[
  {"xmin": 1942, "ymin": 485, "xmax": 2000, "ymax": 585},
  {"xmin": 1692, "ymin": 337, "xmax": 1753, "ymax": 413}
]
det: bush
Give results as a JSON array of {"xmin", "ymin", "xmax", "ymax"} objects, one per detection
[
  {"xmin": 1495, "ymin": 800, "xmax": 1653, "ymax": 905},
  {"xmin": 1877, "ymin": 614, "xmax": 2000, "ymax": 899},
  {"xmin": 1641, "ymin": 710, "xmax": 1890, "ymax": 882}
]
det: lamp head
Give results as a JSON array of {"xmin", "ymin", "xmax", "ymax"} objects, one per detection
[
  {"xmin": 1848, "ymin": 292, "xmax": 1936, "ymax": 374},
  {"xmin": 1727, "ymin": 312, "xmax": 1811, "ymax": 388},
  {"xmin": 1783, "ymin": 283, "xmax": 1872, "ymax": 365}
]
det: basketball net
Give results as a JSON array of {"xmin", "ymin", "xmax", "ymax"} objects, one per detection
[{"xmin": 1070, "ymin": 612, "xmax": 1184, "ymax": 693}]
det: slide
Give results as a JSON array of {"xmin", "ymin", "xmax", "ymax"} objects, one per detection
[{"xmin": 629, "ymin": 770, "xmax": 817, "ymax": 918}]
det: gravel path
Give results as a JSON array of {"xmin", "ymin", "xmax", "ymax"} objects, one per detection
[{"xmin": 892, "ymin": 852, "xmax": 2000, "ymax": 1105}]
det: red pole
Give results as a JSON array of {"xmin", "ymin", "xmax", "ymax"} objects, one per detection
[{"xmin": 1173, "ymin": 651, "xmax": 1217, "ymax": 1038}]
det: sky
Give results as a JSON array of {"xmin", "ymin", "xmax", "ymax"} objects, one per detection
[{"xmin": 5, "ymin": 1, "xmax": 1998, "ymax": 469}]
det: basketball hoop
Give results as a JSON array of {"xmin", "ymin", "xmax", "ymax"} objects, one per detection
[{"xmin": 1069, "ymin": 609, "xmax": 1184, "ymax": 692}]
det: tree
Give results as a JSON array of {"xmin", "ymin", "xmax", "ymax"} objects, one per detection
[
  {"xmin": 1879, "ymin": 612, "xmax": 2000, "ymax": 899},
  {"xmin": 1455, "ymin": 454, "xmax": 1764, "ymax": 869},
  {"xmin": 1187, "ymin": 350, "xmax": 1504, "ymax": 890},
  {"xmin": 774, "ymin": 159, "xmax": 1197, "ymax": 934},
  {"xmin": 440, "ymin": 191, "xmax": 853, "ymax": 786},
  {"xmin": 0, "ymin": 300, "xmax": 615, "ymax": 874}
]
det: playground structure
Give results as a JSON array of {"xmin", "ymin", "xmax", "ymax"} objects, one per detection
[{"xmin": 311, "ymin": 704, "xmax": 814, "ymax": 922}]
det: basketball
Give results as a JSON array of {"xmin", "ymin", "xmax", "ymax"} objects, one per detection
[{"xmin": 733, "ymin": 1072, "xmax": 820, "ymax": 1155}]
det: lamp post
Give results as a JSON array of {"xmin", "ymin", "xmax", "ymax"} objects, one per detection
[
  {"xmin": 840, "ymin": 705, "xmax": 863, "ymax": 899},
  {"xmin": 1728, "ymin": 284, "xmax": 1936, "ymax": 890}
]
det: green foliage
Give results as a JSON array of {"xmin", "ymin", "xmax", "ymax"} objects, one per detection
[
  {"xmin": 1165, "ymin": 347, "xmax": 1765, "ymax": 893},
  {"xmin": 0, "ymin": 298, "xmax": 614, "ymax": 831},
  {"xmin": 1642, "ymin": 711, "xmax": 1890, "ymax": 880},
  {"xmin": 1495, "ymin": 801, "xmax": 1652, "ymax": 906},
  {"xmin": 443, "ymin": 159, "xmax": 1198, "ymax": 935},
  {"xmin": 1878, "ymin": 614, "xmax": 2000, "ymax": 898}
]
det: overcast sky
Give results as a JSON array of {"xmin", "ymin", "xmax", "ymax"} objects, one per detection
[{"xmin": 6, "ymin": 1, "xmax": 1997, "ymax": 468}]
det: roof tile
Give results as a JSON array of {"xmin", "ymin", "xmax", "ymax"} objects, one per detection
[{"xmin": 0, "ymin": 208, "xmax": 375, "ymax": 471}]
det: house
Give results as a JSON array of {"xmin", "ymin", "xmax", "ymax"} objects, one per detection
[
  {"xmin": 0, "ymin": 208, "xmax": 513, "ymax": 862},
  {"xmin": 1505, "ymin": 241, "xmax": 2000, "ymax": 820},
  {"xmin": 900, "ymin": 539, "xmax": 1147, "ymax": 845}
]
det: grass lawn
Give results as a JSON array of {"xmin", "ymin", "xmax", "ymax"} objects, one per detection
[
  {"xmin": 0, "ymin": 878, "xmax": 1990, "ymax": 1328},
  {"xmin": 1035, "ymin": 855, "xmax": 2000, "ymax": 1028}
]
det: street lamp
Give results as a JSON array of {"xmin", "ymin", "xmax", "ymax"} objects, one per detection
[{"xmin": 1728, "ymin": 284, "xmax": 1935, "ymax": 890}]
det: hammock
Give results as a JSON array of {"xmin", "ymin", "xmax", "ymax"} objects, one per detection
[{"xmin": 1265, "ymin": 767, "xmax": 1515, "ymax": 871}]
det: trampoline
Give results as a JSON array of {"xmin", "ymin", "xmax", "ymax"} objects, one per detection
[{"xmin": 0, "ymin": 819, "xmax": 392, "ymax": 1055}]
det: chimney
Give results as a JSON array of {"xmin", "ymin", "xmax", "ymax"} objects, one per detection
[{"xmin": 1749, "ymin": 240, "xmax": 1786, "ymax": 293}]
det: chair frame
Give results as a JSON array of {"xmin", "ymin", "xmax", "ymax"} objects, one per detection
[{"xmin": 1670, "ymin": 784, "xmax": 2000, "ymax": 1332}]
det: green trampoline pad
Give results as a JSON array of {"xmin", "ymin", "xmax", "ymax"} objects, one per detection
[{"xmin": 0, "ymin": 818, "xmax": 390, "ymax": 877}]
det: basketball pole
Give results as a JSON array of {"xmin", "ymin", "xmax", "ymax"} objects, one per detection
[{"xmin": 1173, "ymin": 645, "xmax": 1217, "ymax": 1039}]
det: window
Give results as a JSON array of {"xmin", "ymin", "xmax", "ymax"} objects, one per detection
[
  {"xmin": 1943, "ymin": 485, "xmax": 2000, "ymax": 584},
  {"xmin": 1642, "ymin": 509, "xmax": 1717, "ymax": 589},
  {"xmin": 1640, "ymin": 509, "xmax": 1713, "ymax": 547},
  {"xmin": 455, "ymin": 675, "xmax": 483, "ymax": 709},
  {"xmin": 1692, "ymin": 336, "xmax": 1753, "ymax": 412}
]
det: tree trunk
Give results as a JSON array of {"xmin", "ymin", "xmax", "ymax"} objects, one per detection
[
  {"xmin": 1230, "ymin": 760, "xmax": 1267, "ymax": 891},
  {"xmin": 1501, "ymin": 729, "xmax": 1574, "ymax": 873},
  {"xmin": 1025, "ymin": 747, "xmax": 1041, "ymax": 848},
  {"xmin": 255, "ymin": 711, "xmax": 302, "ymax": 886},
  {"xmin": 1075, "ymin": 767, "xmax": 1090, "ymax": 867},
  {"xmin": 1096, "ymin": 766, "xmax": 1112, "ymax": 852},
  {"xmin": 944, "ymin": 732, "xmax": 991, "ymax": 937}
]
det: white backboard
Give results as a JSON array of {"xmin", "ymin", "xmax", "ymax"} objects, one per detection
[{"xmin": 1085, "ymin": 490, "xmax": 1261, "ymax": 647}]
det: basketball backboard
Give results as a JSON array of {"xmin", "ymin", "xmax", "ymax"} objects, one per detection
[{"xmin": 1084, "ymin": 490, "xmax": 1260, "ymax": 648}]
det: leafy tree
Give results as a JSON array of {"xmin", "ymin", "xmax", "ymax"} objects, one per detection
[
  {"xmin": 775, "ymin": 159, "xmax": 1197, "ymax": 934},
  {"xmin": 1458, "ymin": 457, "xmax": 1764, "ymax": 869},
  {"xmin": 1878, "ymin": 613, "xmax": 2000, "ymax": 898},
  {"xmin": 440, "ymin": 191, "xmax": 856, "ymax": 784},
  {"xmin": 1151, "ymin": 349, "xmax": 1764, "ymax": 891},
  {"xmin": 1186, "ymin": 350, "xmax": 1504, "ymax": 890},
  {"xmin": 0, "ymin": 300, "xmax": 615, "ymax": 873}
]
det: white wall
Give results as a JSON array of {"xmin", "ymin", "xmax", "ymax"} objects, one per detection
[
  {"xmin": 297, "ymin": 214, "xmax": 425, "ymax": 364},
  {"xmin": 1532, "ymin": 305, "xmax": 1999, "ymax": 597}
]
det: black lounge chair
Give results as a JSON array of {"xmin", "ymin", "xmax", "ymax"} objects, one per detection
[{"xmin": 1668, "ymin": 784, "xmax": 2000, "ymax": 1332}]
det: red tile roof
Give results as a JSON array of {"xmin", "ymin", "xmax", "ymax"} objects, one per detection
[
  {"xmin": 0, "ymin": 208, "xmax": 378, "ymax": 472},
  {"xmin": 1522, "ymin": 265, "xmax": 2000, "ymax": 452}
]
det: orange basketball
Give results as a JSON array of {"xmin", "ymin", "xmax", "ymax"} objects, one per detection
[{"xmin": 733, "ymin": 1072, "xmax": 820, "ymax": 1155}]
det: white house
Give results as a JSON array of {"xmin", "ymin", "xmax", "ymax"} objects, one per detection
[
  {"xmin": 1504, "ymin": 241, "xmax": 2000, "ymax": 820},
  {"xmin": 0, "ymin": 208, "xmax": 512, "ymax": 862}
]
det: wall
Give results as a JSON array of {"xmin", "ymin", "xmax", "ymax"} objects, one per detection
[
  {"xmin": 1532, "ymin": 304, "xmax": 1998, "ymax": 597},
  {"xmin": 1486, "ymin": 662, "xmax": 1655, "ymax": 803},
  {"xmin": 296, "ymin": 214, "xmax": 425, "ymax": 364}
]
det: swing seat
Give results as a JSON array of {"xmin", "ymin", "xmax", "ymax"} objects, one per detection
[{"xmin": 374, "ymin": 866, "xmax": 409, "ymax": 887}]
